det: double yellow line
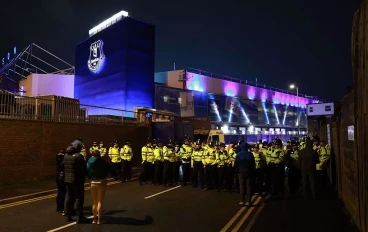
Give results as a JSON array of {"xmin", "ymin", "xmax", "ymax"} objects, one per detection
[
  {"xmin": 0, "ymin": 179, "xmax": 124, "ymax": 210},
  {"xmin": 220, "ymin": 194, "xmax": 268, "ymax": 232}
]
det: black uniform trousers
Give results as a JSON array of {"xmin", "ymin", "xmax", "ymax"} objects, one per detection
[
  {"xmin": 173, "ymin": 161, "xmax": 182, "ymax": 183},
  {"xmin": 204, "ymin": 165, "xmax": 216, "ymax": 189},
  {"xmin": 182, "ymin": 162, "xmax": 191, "ymax": 185},
  {"xmin": 225, "ymin": 165, "xmax": 235, "ymax": 192},
  {"xmin": 268, "ymin": 164, "xmax": 284, "ymax": 194},
  {"xmin": 192, "ymin": 161, "xmax": 204, "ymax": 187},
  {"xmin": 254, "ymin": 168, "xmax": 265, "ymax": 194},
  {"xmin": 56, "ymin": 180, "xmax": 66, "ymax": 211},
  {"xmin": 113, "ymin": 162, "xmax": 121, "ymax": 180},
  {"xmin": 163, "ymin": 160, "xmax": 174, "ymax": 186},
  {"xmin": 65, "ymin": 182, "xmax": 85, "ymax": 217},
  {"xmin": 122, "ymin": 160, "xmax": 132, "ymax": 181},
  {"xmin": 288, "ymin": 167, "xmax": 301, "ymax": 195},
  {"xmin": 154, "ymin": 161, "xmax": 163, "ymax": 185},
  {"xmin": 316, "ymin": 169, "xmax": 328, "ymax": 193},
  {"xmin": 217, "ymin": 165, "xmax": 227, "ymax": 191},
  {"xmin": 139, "ymin": 162, "xmax": 154, "ymax": 184}
]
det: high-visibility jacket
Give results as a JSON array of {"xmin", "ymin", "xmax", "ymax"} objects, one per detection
[
  {"xmin": 80, "ymin": 147, "xmax": 87, "ymax": 160},
  {"xmin": 141, "ymin": 146, "xmax": 154, "ymax": 164},
  {"xmin": 174, "ymin": 148, "xmax": 181, "ymax": 161},
  {"xmin": 216, "ymin": 149, "xmax": 228, "ymax": 167},
  {"xmin": 252, "ymin": 151, "xmax": 267, "ymax": 169},
  {"xmin": 290, "ymin": 150, "xmax": 299, "ymax": 161},
  {"xmin": 180, "ymin": 144, "xmax": 193, "ymax": 163},
  {"xmin": 192, "ymin": 149, "xmax": 204, "ymax": 162},
  {"xmin": 316, "ymin": 145, "xmax": 330, "ymax": 170},
  {"xmin": 269, "ymin": 148, "xmax": 284, "ymax": 165},
  {"xmin": 264, "ymin": 147, "xmax": 274, "ymax": 164},
  {"xmin": 163, "ymin": 146, "xmax": 176, "ymax": 162},
  {"xmin": 89, "ymin": 146, "xmax": 99, "ymax": 154},
  {"xmin": 99, "ymin": 147, "xmax": 107, "ymax": 157},
  {"xmin": 228, "ymin": 148, "xmax": 236, "ymax": 167},
  {"xmin": 154, "ymin": 147, "xmax": 164, "ymax": 162},
  {"xmin": 203, "ymin": 147, "xmax": 216, "ymax": 166},
  {"xmin": 121, "ymin": 145, "xmax": 133, "ymax": 161},
  {"xmin": 109, "ymin": 147, "xmax": 121, "ymax": 163}
]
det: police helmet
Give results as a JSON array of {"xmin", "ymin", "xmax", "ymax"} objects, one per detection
[
  {"xmin": 168, "ymin": 138, "xmax": 173, "ymax": 145},
  {"xmin": 156, "ymin": 139, "xmax": 162, "ymax": 144},
  {"xmin": 152, "ymin": 139, "xmax": 157, "ymax": 145},
  {"xmin": 262, "ymin": 141, "xmax": 268, "ymax": 146},
  {"xmin": 220, "ymin": 143, "xmax": 226, "ymax": 147},
  {"xmin": 147, "ymin": 138, "xmax": 152, "ymax": 144},
  {"xmin": 195, "ymin": 140, "xmax": 201, "ymax": 146},
  {"xmin": 209, "ymin": 141, "xmax": 215, "ymax": 147},
  {"xmin": 175, "ymin": 141, "xmax": 180, "ymax": 147},
  {"xmin": 313, "ymin": 135, "xmax": 320, "ymax": 142},
  {"xmin": 99, "ymin": 141, "xmax": 104, "ymax": 144},
  {"xmin": 126, "ymin": 140, "xmax": 131, "ymax": 145}
]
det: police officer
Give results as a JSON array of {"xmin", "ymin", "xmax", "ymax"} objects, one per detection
[
  {"xmin": 216, "ymin": 143, "xmax": 228, "ymax": 192},
  {"xmin": 268, "ymin": 139, "xmax": 285, "ymax": 196},
  {"xmin": 225, "ymin": 141, "xmax": 237, "ymax": 194},
  {"xmin": 121, "ymin": 140, "xmax": 133, "ymax": 182},
  {"xmin": 99, "ymin": 141, "xmax": 106, "ymax": 157},
  {"xmin": 154, "ymin": 139, "xmax": 164, "ymax": 185},
  {"xmin": 173, "ymin": 141, "xmax": 182, "ymax": 185},
  {"xmin": 316, "ymin": 140, "xmax": 330, "ymax": 192},
  {"xmin": 203, "ymin": 141, "xmax": 217, "ymax": 191},
  {"xmin": 64, "ymin": 142, "xmax": 87, "ymax": 223},
  {"xmin": 252, "ymin": 145, "xmax": 267, "ymax": 195},
  {"xmin": 140, "ymin": 139, "xmax": 154, "ymax": 185},
  {"xmin": 109, "ymin": 140, "xmax": 121, "ymax": 181},
  {"xmin": 180, "ymin": 138, "xmax": 193, "ymax": 186},
  {"xmin": 89, "ymin": 141, "xmax": 99, "ymax": 155},
  {"xmin": 287, "ymin": 141, "xmax": 301, "ymax": 196},
  {"xmin": 192, "ymin": 140, "xmax": 205, "ymax": 188},
  {"xmin": 313, "ymin": 136, "xmax": 320, "ymax": 151},
  {"xmin": 163, "ymin": 139, "xmax": 175, "ymax": 187}
]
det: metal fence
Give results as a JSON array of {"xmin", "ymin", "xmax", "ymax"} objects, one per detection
[{"xmin": 0, "ymin": 92, "xmax": 146, "ymax": 125}]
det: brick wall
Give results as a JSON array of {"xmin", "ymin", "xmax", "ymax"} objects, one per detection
[{"xmin": 0, "ymin": 119, "xmax": 149, "ymax": 184}]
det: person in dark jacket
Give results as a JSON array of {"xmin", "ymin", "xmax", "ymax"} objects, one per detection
[
  {"xmin": 87, "ymin": 149, "xmax": 114, "ymax": 224},
  {"xmin": 64, "ymin": 142, "xmax": 87, "ymax": 223},
  {"xmin": 56, "ymin": 147, "xmax": 66, "ymax": 214},
  {"xmin": 298, "ymin": 139, "xmax": 320, "ymax": 199},
  {"xmin": 235, "ymin": 142, "xmax": 256, "ymax": 206}
]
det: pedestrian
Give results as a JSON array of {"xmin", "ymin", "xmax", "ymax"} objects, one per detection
[
  {"xmin": 225, "ymin": 142, "xmax": 237, "ymax": 194},
  {"xmin": 192, "ymin": 141, "xmax": 205, "ymax": 188},
  {"xmin": 287, "ymin": 142, "xmax": 301, "ymax": 196},
  {"xmin": 163, "ymin": 139, "xmax": 175, "ymax": 187},
  {"xmin": 87, "ymin": 149, "xmax": 114, "ymax": 224},
  {"xmin": 235, "ymin": 142, "xmax": 256, "ymax": 206},
  {"xmin": 216, "ymin": 143, "xmax": 229, "ymax": 192},
  {"xmin": 173, "ymin": 142, "xmax": 182, "ymax": 185},
  {"xmin": 64, "ymin": 142, "xmax": 87, "ymax": 223},
  {"xmin": 56, "ymin": 147, "xmax": 66, "ymax": 214},
  {"xmin": 203, "ymin": 141, "xmax": 217, "ymax": 191},
  {"xmin": 180, "ymin": 138, "xmax": 193, "ymax": 186},
  {"xmin": 252, "ymin": 146, "xmax": 267, "ymax": 195},
  {"xmin": 298, "ymin": 139, "xmax": 319, "ymax": 199},
  {"xmin": 140, "ymin": 139, "xmax": 154, "ymax": 185},
  {"xmin": 154, "ymin": 139, "xmax": 164, "ymax": 185}
]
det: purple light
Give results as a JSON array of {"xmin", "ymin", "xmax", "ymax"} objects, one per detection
[
  {"xmin": 224, "ymin": 82, "xmax": 238, "ymax": 97},
  {"xmin": 186, "ymin": 73, "xmax": 205, "ymax": 92},
  {"xmin": 247, "ymin": 87, "xmax": 256, "ymax": 100}
]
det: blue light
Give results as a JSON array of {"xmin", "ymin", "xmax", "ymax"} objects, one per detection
[
  {"xmin": 13, "ymin": 46, "xmax": 16, "ymax": 55},
  {"xmin": 283, "ymin": 106, "xmax": 288, "ymax": 125},
  {"xmin": 7, "ymin": 53, "xmax": 10, "ymax": 60},
  {"xmin": 241, "ymin": 108, "xmax": 250, "ymax": 124},
  {"xmin": 262, "ymin": 102, "xmax": 270, "ymax": 125},
  {"xmin": 87, "ymin": 40, "xmax": 105, "ymax": 73},
  {"xmin": 1, "ymin": 58, "xmax": 4, "ymax": 65},
  {"xmin": 273, "ymin": 104, "xmax": 280, "ymax": 125},
  {"xmin": 228, "ymin": 111, "xmax": 232, "ymax": 123}
]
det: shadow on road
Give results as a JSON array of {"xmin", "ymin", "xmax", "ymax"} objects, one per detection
[{"xmin": 105, "ymin": 215, "xmax": 153, "ymax": 226}]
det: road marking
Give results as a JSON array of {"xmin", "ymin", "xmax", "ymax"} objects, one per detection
[
  {"xmin": 220, "ymin": 195, "xmax": 258, "ymax": 232},
  {"xmin": 0, "ymin": 178, "xmax": 136, "ymax": 210},
  {"xmin": 0, "ymin": 178, "xmax": 115, "ymax": 202},
  {"xmin": 46, "ymin": 216, "xmax": 94, "ymax": 232},
  {"xmin": 144, "ymin": 186, "xmax": 181, "ymax": 199},
  {"xmin": 243, "ymin": 195, "xmax": 269, "ymax": 232},
  {"xmin": 231, "ymin": 196, "xmax": 263, "ymax": 232}
]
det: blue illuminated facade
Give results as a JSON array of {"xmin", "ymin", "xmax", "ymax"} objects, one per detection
[{"xmin": 74, "ymin": 17, "xmax": 155, "ymax": 116}]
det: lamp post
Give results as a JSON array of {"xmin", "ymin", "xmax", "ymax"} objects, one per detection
[{"xmin": 289, "ymin": 84, "xmax": 300, "ymax": 138}]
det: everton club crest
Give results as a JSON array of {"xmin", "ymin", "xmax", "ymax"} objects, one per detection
[{"xmin": 87, "ymin": 40, "xmax": 105, "ymax": 72}]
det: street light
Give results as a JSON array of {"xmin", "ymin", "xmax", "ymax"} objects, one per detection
[{"xmin": 289, "ymin": 84, "xmax": 300, "ymax": 138}]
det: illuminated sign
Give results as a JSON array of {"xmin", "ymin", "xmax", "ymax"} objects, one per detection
[
  {"xmin": 87, "ymin": 40, "xmax": 105, "ymax": 73},
  {"xmin": 89, "ymin": 10, "xmax": 129, "ymax": 37}
]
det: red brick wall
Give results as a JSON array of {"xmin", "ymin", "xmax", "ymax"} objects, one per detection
[{"xmin": 0, "ymin": 119, "xmax": 149, "ymax": 184}]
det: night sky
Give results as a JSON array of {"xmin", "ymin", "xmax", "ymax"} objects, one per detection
[{"xmin": 0, "ymin": 0, "xmax": 362, "ymax": 101}]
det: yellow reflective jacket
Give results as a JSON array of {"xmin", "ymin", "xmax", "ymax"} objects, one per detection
[
  {"xmin": 99, "ymin": 147, "xmax": 107, "ymax": 157},
  {"xmin": 216, "ymin": 149, "xmax": 228, "ymax": 166},
  {"xmin": 203, "ymin": 147, "xmax": 217, "ymax": 166},
  {"xmin": 109, "ymin": 147, "xmax": 121, "ymax": 163},
  {"xmin": 269, "ymin": 148, "xmax": 284, "ymax": 165},
  {"xmin": 89, "ymin": 146, "xmax": 99, "ymax": 154},
  {"xmin": 142, "ymin": 146, "xmax": 154, "ymax": 164},
  {"xmin": 180, "ymin": 144, "xmax": 193, "ymax": 163},
  {"xmin": 154, "ymin": 147, "xmax": 164, "ymax": 162},
  {"xmin": 163, "ymin": 146, "xmax": 176, "ymax": 162},
  {"xmin": 121, "ymin": 145, "xmax": 133, "ymax": 161}
]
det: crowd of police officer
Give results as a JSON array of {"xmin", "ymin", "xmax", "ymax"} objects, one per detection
[{"xmin": 138, "ymin": 135, "xmax": 331, "ymax": 199}]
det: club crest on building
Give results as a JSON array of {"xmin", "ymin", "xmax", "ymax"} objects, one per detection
[{"xmin": 87, "ymin": 40, "xmax": 105, "ymax": 72}]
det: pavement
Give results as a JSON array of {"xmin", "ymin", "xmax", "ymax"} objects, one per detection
[{"xmin": 0, "ymin": 174, "xmax": 359, "ymax": 232}]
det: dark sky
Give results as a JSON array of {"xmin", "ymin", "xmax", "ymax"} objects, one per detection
[{"xmin": 0, "ymin": 0, "xmax": 362, "ymax": 101}]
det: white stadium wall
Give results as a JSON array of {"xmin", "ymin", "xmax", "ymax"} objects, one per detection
[{"xmin": 19, "ymin": 74, "xmax": 74, "ymax": 98}]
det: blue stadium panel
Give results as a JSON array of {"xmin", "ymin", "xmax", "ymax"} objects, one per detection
[{"xmin": 74, "ymin": 17, "xmax": 155, "ymax": 117}]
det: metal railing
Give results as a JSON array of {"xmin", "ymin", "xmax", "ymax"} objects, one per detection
[{"xmin": 0, "ymin": 92, "xmax": 146, "ymax": 126}]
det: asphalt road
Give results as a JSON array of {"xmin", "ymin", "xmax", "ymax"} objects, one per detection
[
  {"xmin": 0, "ymin": 179, "xmax": 358, "ymax": 232},
  {"xmin": 0, "ymin": 179, "xmax": 254, "ymax": 232}
]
